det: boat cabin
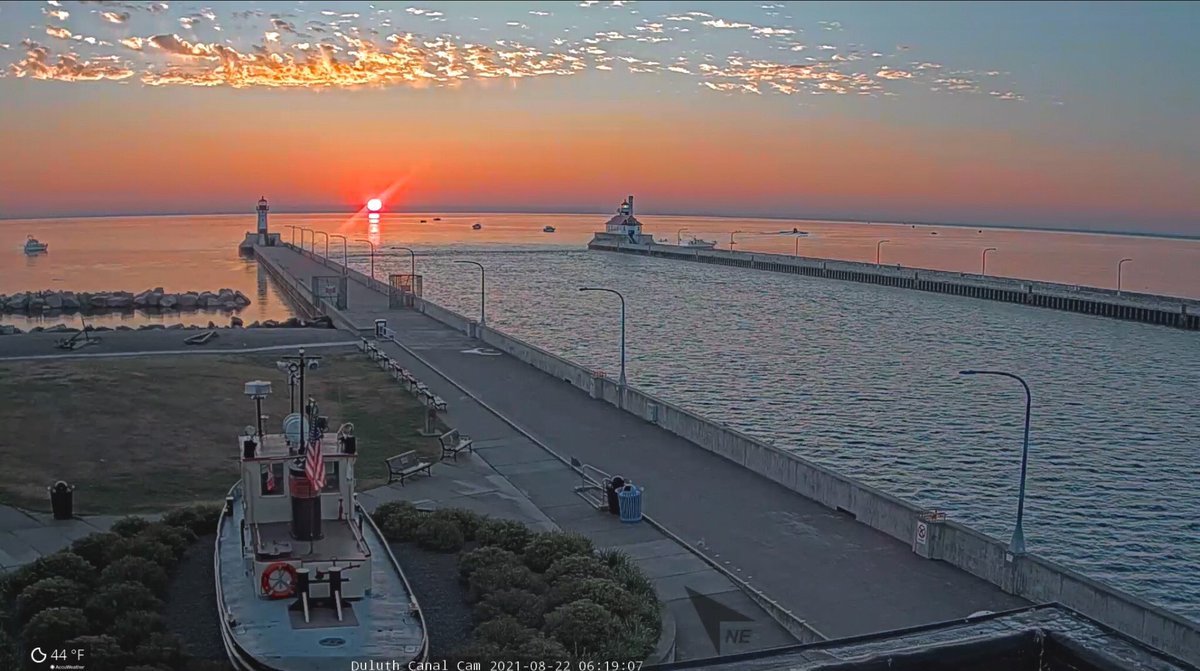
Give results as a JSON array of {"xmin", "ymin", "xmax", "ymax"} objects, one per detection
[{"xmin": 235, "ymin": 419, "xmax": 372, "ymax": 607}]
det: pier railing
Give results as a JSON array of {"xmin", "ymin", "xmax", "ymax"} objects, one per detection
[{"xmin": 259, "ymin": 241, "xmax": 1200, "ymax": 665}]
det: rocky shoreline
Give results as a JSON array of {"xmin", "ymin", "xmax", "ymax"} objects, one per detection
[
  {"xmin": 0, "ymin": 315, "xmax": 333, "ymax": 336},
  {"xmin": 0, "ymin": 287, "xmax": 251, "ymax": 314}
]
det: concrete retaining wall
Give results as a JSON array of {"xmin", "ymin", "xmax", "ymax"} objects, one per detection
[{"xmin": 262, "ymin": 243, "xmax": 1200, "ymax": 665}]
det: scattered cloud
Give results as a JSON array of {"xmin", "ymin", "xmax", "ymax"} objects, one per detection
[
  {"xmin": 45, "ymin": 26, "xmax": 73, "ymax": 40},
  {"xmin": 44, "ymin": 8, "xmax": 70, "ymax": 21},
  {"xmin": 118, "ymin": 36, "xmax": 144, "ymax": 51},
  {"xmin": 101, "ymin": 11, "xmax": 129, "ymax": 24},
  {"xmin": 8, "ymin": 40, "xmax": 134, "ymax": 81}
]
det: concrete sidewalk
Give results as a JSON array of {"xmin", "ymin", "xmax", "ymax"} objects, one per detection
[
  {"xmin": 260, "ymin": 245, "xmax": 1029, "ymax": 638},
  {"xmin": 0, "ymin": 506, "xmax": 156, "ymax": 571}
]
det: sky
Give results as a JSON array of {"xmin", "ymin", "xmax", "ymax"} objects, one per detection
[{"xmin": 0, "ymin": 1, "xmax": 1197, "ymax": 236}]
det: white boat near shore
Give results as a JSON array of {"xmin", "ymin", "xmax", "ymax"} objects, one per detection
[{"xmin": 24, "ymin": 236, "xmax": 48, "ymax": 254}]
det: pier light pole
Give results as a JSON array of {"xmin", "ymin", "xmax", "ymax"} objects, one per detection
[
  {"xmin": 315, "ymin": 231, "xmax": 329, "ymax": 258},
  {"xmin": 876, "ymin": 239, "xmax": 890, "ymax": 265},
  {"xmin": 730, "ymin": 230, "xmax": 745, "ymax": 250},
  {"xmin": 286, "ymin": 225, "xmax": 299, "ymax": 246},
  {"xmin": 579, "ymin": 287, "xmax": 626, "ymax": 387},
  {"xmin": 982, "ymin": 247, "xmax": 998, "ymax": 275},
  {"xmin": 1117, "ymin": 258, "xmax": 1133, "ymax": 294},
  {"xmin": 677, "ymin": 228, "xmax": 690, "ymax": 245},
  {"xmin": 356, "ymin": 239, "xmax": 377, "ymax": 280},
  {"xmin": 329, "ymin": 235, "xmax": 348, "ymax": 274},
  {"xmin": 395, "ymin": 247, "xmax": 417, "ymax": 277},
  {"xmin": 299, "ymin": 228, "xmax": 312, "ymax": 252},
  {"xmin": 959, "ymin": 370, "xmax": 1032, "ymax": 555},
  {"xmin": 456, "ymin": 261, "xmax": 486, "ymax": 326}
]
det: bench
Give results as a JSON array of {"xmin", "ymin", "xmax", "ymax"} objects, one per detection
[
  {"xmin": 438, "ymin": 429, "xmax": 474, "ymax": 461},
  {"xmin": 385, "ymin": 450, "xmax": 433, "ymax": 485}
]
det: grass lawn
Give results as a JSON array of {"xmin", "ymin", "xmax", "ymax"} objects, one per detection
[{"xmin": 0, "ymin": 350, "xmax": 440, "ymax": 513}]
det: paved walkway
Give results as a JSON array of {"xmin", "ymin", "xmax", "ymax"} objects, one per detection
[
  {"xmin": 261, "ymin": 245, "xmax": 1029, "ymax": 638},
  {"xmin": 0, "ymin": 507, "xmax": 158, "ymax": 571}
]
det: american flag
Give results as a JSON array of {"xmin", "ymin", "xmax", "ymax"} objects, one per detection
[
  {"xmin": 265, "ymin": 465, "xmax": 277, "ymax": 493},
  {"xmin": 305, "ymin": 420, "xmax": 325, "ymax": 491}
]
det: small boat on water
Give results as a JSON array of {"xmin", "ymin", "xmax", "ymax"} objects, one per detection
[
  {"xmin": 24, "ymin": 236, "xmax": 48, "ymax": 254},
  {"xmin": 472, "ymin": 223, "xmax": 482, "ymax": 230},
  {"xmin": 217, "ymin": 369, "xmax": 427, "ymax": 670},
  {"xmin": 543, "ymin": 226, "xmax": 556, "ymax": 233},
  {"xmin": 419, "ymin": 219, "xmax": 427, "ymax": 223},
  {"xmin": 684, "ymin": 237, "xmax": 717, "ymax": 249},
  {"xmin": 433, "ymin": 217, "xmax": 441, "ymax": 221}
]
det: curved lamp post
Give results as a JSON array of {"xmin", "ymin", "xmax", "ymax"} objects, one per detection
[
  {"xmin": 395, "ymin": 246, "xmax": 417, "ymax": 277},
  {"xmin": 314, "ymin": 231, "xmax": 329, "ymax": 258},
  {"xmin": 356, "ymin": 239, "xmax": 377, "ymax": 280},
  {"xmin": 982, "ymin": 247, "xmax": 998, "ymax": 275},
  {"xmin": 959, "ymin": 369, "xmax": 1032, "ymax": 555},
  {"xmin": 1117, "ymin": 257, "xmax": 1133, "ymax": 294},
  {"xmin": 455, "ymin": 261, "xmax": 486, "ymax": 325},
  {"xmin": 579, "ymin": 287, "xmax": 626, "ymax": 387},
  {"xmin": 876, "ymin": 239, "xmax": 890, "ymax": 265},
  {"xmin": 730, "ymin": 230, "xmax": 745, "ymax": 250},
  {"xmin": 677, "ymin": 228, "xmax": 690, "ymax": 245},
  {"xmin": 286, "ymin": 225, "xmax": 299, "ymax": 247},
  {"xmin": 329, "ymin": 234, "xmax": 348, "ymax": 274}
]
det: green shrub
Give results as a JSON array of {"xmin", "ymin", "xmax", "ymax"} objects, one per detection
[
  {"xmin": 603, "ymin": 618, "xmax": 659, "ymax": 661},
  {"xmin": 108, "ymin": 610, "xmax": 166, "ymax": 650},
  {"xmin": 473, "ymin": 588, "xmax": 546, "ymax": 629},
  {"xmin": 450, "ymin": 641, "xmax": 506, "ymax": 664},
  {"xmin": 0, "ymin": 629, "xmax": 18, "ymax": 671},
  {"xmin": 544, "ymin": 599, "xmax": 618, "ymax": 656},
  {"xmin": 506, "ymin": 632, "xmax": 571, "ymax": 662},
  {"xmin": 21, "ymin": 607, "xmax": 90, "ymax": 648},
  {"xmin": 137, "ymin": 523, "xmax": 196, "ymax": 560},
  {"xmin": 467, "ymin": 562, "xmax": 545, "ymax": 603},
  {"xmin": 3, "ymin": 552, "xmax": 95, "ymax": 600},
  {"xmin": 430, "ymin": 508, "xmax": 485, "ymax": 541},
  {"xmin": 131, "ymin": 632, "xmax": 185, "ymax": 668},
  {"xmin": 71, "ymin": 532, "xmax": 123, "ymax": 569},
  {"xmin": 15, "ymin": 577, "xmax": 85, "ymax": 625},
  {"xmin": 99, "ymin": 556, "xmax": 170, "ymax": 597},
  {"xmin": 476, "ymin": 518, "xmax": 533, "ymax": 553},
  {"xmin": 415, "ymin": 518, "xmax": 465, "ymax": 553},
  {"xmin": 458, "ymin": 546, "xmax": 521, "ymax": 583},
  {"xmin": 107, "ymin": 537, "xmax": 177, "ymax": 568},
  {"xmin": 523, "ymin": 532, "xmax": 594, "ymax": 573},
  {"xmin": 475, "ymin": 615, "xmax": 538, "ymax": 647},
  {"xmin": 544, "ymin": 578, "xmax": 642, "ymax": 619},
  {"xmin": 373, "ymin": 501, "xmax": 423, "ymax": 542},
  {"xmin": 84, "ymin": 581, "xmax": 161, "ymax": 623},
  {"xmin": 66, "ymin": 634, "xmax": 127, "ymax": 671},
  {"xmin": 111, "ymin": 516, "xmax": 152, "ymax": 538},
  {"xmin": 544, "ymin": 555, "xmax": 610, "ymax": 585},
  {"xmin": 610, "ymin": 562, "xmax": 657, "ymax": 601},
  {"xmin": 161, "ymin": 503, "xmax": 222, "ymax": 536}
]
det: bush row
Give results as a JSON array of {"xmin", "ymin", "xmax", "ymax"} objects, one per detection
[
  {"xmin": 371, "ymin": 502, "xmax": 661, "ymax": 663},
  {"xmin": 0, "ymin": 503, "xmax": 223, "ymax": 671}
]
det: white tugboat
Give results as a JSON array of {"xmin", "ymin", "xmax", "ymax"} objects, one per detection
[
  {"xmin": 23, "ymin": 236, "xmax": 48, "ymax": 254},
  {"xmin": 683, "ymin": 237, "xmax": 717, "ymax": 249},
  {"xmin": 216, "ymin": 350, "xmax": 427, "ymax": 670}
]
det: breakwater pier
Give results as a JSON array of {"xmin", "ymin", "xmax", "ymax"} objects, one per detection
[
  {"xmin": 247, "ymin": 238, "xmax": 1200, "ymax": 667},
  {"xmin": 587, "ymin": 239, "xmax": 1200, "ymax": 330}
]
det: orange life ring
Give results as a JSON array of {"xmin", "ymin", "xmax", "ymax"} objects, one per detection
[{"xmin": 261, "ymin": 562, "xmax": 298, "ymax": 599}]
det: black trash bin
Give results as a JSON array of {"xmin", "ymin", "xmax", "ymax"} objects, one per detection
[
  {"xmin": 49, "ymin": 481, "xmax": 74, "ymax": 520},
  {"xmin": 606, "ymin": 476, "xmax": 625, "ymax": 515}
]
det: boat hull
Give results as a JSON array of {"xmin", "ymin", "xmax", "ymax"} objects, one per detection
[{"xmin": 214, "ymin": 486, "xmax": 428, "ymax": 671}]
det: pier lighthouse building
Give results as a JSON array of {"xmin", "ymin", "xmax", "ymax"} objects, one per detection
[
  {"xmin": 239, "ymin": 196, "xmax": 281, "ymax": 255},
  {"xmin": 257, "ymin": 196, "xmax": 270, "ymax": 243},
  {"xmin": 592, "ymin": 195, "xmax": 655, "ymax": 246}
]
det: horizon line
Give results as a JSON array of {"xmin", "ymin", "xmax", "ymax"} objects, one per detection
[{"xmin": 2, "ymin": 206, "xmax": 1198, "ymax": 243}]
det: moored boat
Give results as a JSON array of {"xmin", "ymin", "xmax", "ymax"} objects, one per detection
[
  {"xmin": 543, "ymin": 225, "xmax": 556, "ymax": 233},
  {"xmin": 472, "ymin": 223, "xmax": 482, "ymax": 230},
  {"xmin": 24, "ymin": 236, "xmax": 48, "ymax": 254},
  {"xmin": 216, "ymin": 361, "xmax": 427, "ymax": 670},
  {"xmin": 684, "ymin": 237, "xmax": 717, "ymax": 249}
]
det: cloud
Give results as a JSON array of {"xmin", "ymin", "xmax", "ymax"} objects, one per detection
[
  {"xmin": 876, "ymin": 68, "xmax": 912, "ymax": 80},
  {"xmin": 7, "ymin": 40, "xmax": 134, "ymax": 81},
  {"xmin": 529, "ymin": 10, "xmax": 551, "ymax": 16},
  {"xmin": 45, "ymin": 26, "xmax": 73, "ymax": 40},
  {"xmin": 702, "ymin": 19, "xmax": 753, "ymax": 29},
  {"xmin": 119, "ymin": 36, "xmax": 144, "ymax": 50},
  {"xmin": 147, "ymin": 33, "xmax": 221, "ymax": 57},
  {"xmin": 101, "ymin": 10, "xmax": 129, "ymax": 23},
  {"xmin": 271, "ymin": 18, "xmax": 297, "ymax": 34},
  {"xmin": 44, "ymin": 8, "xmax": 70, "ymax": 20},
  {"xmin": 179, "ymin": 17, "xmax": 196, "ymax": 29}
]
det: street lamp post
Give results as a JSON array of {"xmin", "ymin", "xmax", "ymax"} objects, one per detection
[
  {"xmin": 982, "ymin": 247, "xmax": 998, "ymax": 275},
  {"xmin": 677, "ymin": 228, "xmax": 690, "ymax": 245},
  {"xmin": 455, "ymin": 261, "xmax": 486, "ymax": 325},
  {"xmin": 395, "ymin": 247, "xmax": 417, "ymax": 277},
  {"xmin": 300, "ymin": 228, "xmax": 313, "ymax": 252},
  {"xmin": 579, "ymin": 287, "xmax": 626, "ymax": 387},
  {"xmin": 1117, "ymin": 258, "xmax": 1133, "ymax": 294},
  {"xmin": 315, "ymin": 231, "xmax": 329, "ymax": 258},
  {"xmin": 876, "ymin": 239, "xmax": 890, "ymax": 265},
  {"xmin": 286, "ymin": 225, "xmax": 299, "ymax": 246},
  {"xmin": 329, "ymin": 234, "xmax": 348, "ymax": 274},
  {"xmin": 730, "ymin": 230, "xmax": 745, "ymax": 250},
  {"xmin": 959, "ymin": 369, "xmax": 1032, "ymax": 555},
  {"xmin": 356, "ymin": 239, "xmax": 377, "ymax": 280}
]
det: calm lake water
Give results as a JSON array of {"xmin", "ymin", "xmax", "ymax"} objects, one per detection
[{"xmin": 2, "ymin": 212, "xmax": 1198, "ymax": 621}]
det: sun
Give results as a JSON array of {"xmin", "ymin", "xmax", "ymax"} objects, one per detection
[{"xmin": 366, "ymin": 198, "xmax": 383, "ymax": 212}]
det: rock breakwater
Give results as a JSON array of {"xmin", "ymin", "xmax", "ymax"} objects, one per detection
[{"xmin": 0, "ymin": 288, "xmax": 251, "ymax": 314}]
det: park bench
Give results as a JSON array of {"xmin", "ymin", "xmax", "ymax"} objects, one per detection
[
  {"xmin": 438, "ymin": 429, "xmax": 474, "ymax": 462},
  {"xmin": 384, "ymin": 450, "xmax": 432, "ymax": 485}
]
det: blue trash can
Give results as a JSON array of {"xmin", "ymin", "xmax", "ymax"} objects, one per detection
[{"xmin": 617, "ymin": 485, "xmax": 643, "ymax": 523}]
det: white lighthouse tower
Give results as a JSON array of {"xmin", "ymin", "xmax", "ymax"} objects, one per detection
[{"xmin": 257, "ymin": 196, "xmax": 270, "ymax": 244}]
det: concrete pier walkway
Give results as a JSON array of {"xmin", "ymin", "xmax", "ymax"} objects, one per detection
[{"xmin": 256, "ymin": 244, "xmax": 1028, "ymax": 639}]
